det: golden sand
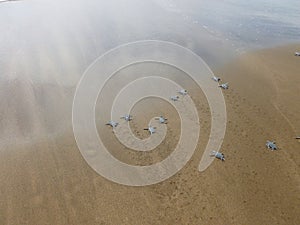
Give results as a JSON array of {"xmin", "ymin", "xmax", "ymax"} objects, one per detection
[{"xmin": 0, "ymin": 44, "xmax": 299, "ymax": 224}]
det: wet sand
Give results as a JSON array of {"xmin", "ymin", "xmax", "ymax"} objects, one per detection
[{"xmin": 0, "ymin": 44, "xmax": 299, "ymax": 224}]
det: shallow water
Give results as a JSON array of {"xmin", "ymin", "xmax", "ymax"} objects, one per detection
[
  {"xmin": 159, "ymin": 0, "xmax": 300, "ymax": 50},
  {"xmin": 1, "ymin": 0, "xmax": 299, "ymax": 85}
]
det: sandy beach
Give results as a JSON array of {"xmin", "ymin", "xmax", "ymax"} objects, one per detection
[
  {"xmin": 0, "ymin": 43, "xmax": 299, "ymax": 225},
  {"xmin": 1, "ymin": 0, "xmax": 300, "ymax": 224}
]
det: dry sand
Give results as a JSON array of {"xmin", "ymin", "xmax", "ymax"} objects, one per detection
[{"xmin": 0, "ymin": 44, "xmax": 299, "ymax": 225}]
